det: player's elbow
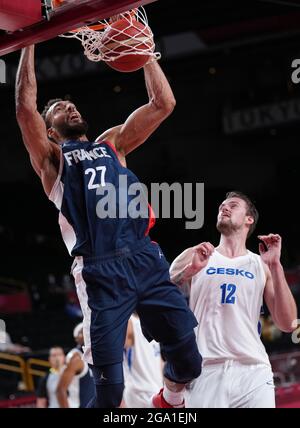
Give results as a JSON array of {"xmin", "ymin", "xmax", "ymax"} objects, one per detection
[
  {"xmin": 276, "ymin": 319, "xmax": 296, "ymax": 333},
  {"xmin": 152, "ymin": 96, "xmax": 176, "ymax": 117},
  {"xmin": 280, "ymin": 326, "xmax": 294, "ymax": 333},
  {"xmin": 280, "ymin": 322, "xmax": 296, "ymax": 333},
  {"xmin": 161, "ymin": 97, "xmax": 176, "ymax": 116}
]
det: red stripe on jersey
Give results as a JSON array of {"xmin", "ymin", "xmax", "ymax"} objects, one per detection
[{"xmin": 145, "ymin": 204, "xmax": 156, "ymax": 236}]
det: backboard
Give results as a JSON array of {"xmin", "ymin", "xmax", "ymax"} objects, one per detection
[{"xmin": 0, "ymin": 0, "xmax": 158, "ymax": 57}]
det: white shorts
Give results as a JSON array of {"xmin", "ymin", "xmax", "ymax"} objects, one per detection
[{"xmin": 185, "ymin": 360, "xmax": 275, "ymax": 408}]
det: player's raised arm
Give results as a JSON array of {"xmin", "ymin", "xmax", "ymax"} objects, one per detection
[
  {"xmin": 15, "ymin": 45, "xmax": 60, "ymax": 195},
  {"xmin": 98, "ymin": 60, "xmax": 176, "ymax": 157},
  {"xmin": 170, "ymin": 243, "xmax": 215, "ymax": 288},
  {"xmin": 260, "ymin": 234, "xmax": 297, "ymax": 332}
]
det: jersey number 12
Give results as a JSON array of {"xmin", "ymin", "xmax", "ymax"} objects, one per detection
[{"xmin": 220, "ymin": 283, "xmax": 236, "ymax": 304}]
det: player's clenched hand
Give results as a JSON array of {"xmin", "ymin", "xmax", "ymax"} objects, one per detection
[
  {"xmin": 190, "ymin": 242, "xmax": 215, "ymax": 274},
  {"xmin": 258, "ymin": 234, "xmax": 281, "ymax": 266}
]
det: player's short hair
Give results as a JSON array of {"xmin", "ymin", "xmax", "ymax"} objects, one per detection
[
  {"xmin": 41, "ymin": 98, "xmax": 63, "ymax": 129},
  {"xmin": 49, "ymin": 346, "xmax": 64, "ymax": 355},
  {"xmin": 225, "ymin": 191, "xmax": 259, "ymax": 238}
]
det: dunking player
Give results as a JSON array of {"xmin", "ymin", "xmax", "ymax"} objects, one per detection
[
  {"xmin": 16, "ymin": 46, "xmax": 202, "ymax": 408},
  {"xmin": 170, "ymin": 191, "xmax": 297, "ymax": 408}
]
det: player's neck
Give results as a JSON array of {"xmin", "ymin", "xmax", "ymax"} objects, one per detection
[
  {"xmin": 216, "ymin": 234, "xmax": 248, "ymax": 258},
  {"xmin": 58, "ymin": 134, "xmax": 89, "ymax": 144}
]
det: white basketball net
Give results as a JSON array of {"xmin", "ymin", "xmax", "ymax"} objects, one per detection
[{"xmin": 60, "ymin": 7, "xmax": 161, "ymax": 64}]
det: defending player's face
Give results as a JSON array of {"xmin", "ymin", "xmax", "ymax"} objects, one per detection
[
  {"xmin": 47, "ymin": 101, "xmax": 88, "ymax": 139},
  {"xmin": 217, "ymin": 197, "xmax": 250, "ymax": 235},
  {"xmin": 49, "ymin": 347, "xmax": 65, "ymax": 370}
]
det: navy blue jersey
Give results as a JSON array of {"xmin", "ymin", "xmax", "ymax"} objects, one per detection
[{"xmin": 49, "ymin": 140, "xmax": 155, "ymax": 257}]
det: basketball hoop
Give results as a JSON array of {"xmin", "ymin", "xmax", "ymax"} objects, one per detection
[{"xmin": 59, "ymin": 7, "xmax": 161, "ymax": 66}]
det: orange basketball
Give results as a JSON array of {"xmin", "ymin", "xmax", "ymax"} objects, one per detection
[{"xmin": 100, "ymin": 19, "xmax": 153, "ymax": 72}]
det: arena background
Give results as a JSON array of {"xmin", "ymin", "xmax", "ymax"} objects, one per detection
[{"xmin": 0, "ymin": 0, "xmax": 300, "ymax": 407}]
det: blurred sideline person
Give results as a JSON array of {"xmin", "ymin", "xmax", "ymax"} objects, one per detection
[
  {"xmin": 122, "ymin": 314, "xmax": 163, "ymax": 408},
  {"xmin": 36, "ymin": 346, "xmax": 65, "ymax": 408},
  {"xmin": 56, "ymin": 323, "xmax": 95, "ymax": 408},
  {"xmin": 0, "ymin": 331, "xmax": 31, "ymax": 354},
  {"xmin": 170, "ymin": 191, "xmax": 297, "ymax": 408}
]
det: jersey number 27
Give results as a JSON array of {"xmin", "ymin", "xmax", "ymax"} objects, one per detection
[{"xmin": 85, "ymin": 167, "xmax": 107, "ymax": 190}]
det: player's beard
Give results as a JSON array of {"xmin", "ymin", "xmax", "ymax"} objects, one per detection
[
  {"xmin": 56, "ymin": 119, "xmax": 89, "ymax": 140},
  {"xmin": 216, "ymin": 218, "xmax": 237, "ymax": 236}
]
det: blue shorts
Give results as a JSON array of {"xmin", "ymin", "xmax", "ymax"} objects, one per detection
[{"xmin": 72, "ymin": 236, "xmax": 198, "ymax": 366}]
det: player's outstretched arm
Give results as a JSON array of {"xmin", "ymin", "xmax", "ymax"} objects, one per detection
[
  {"xmin": 260, "ymin": 234, "xmax": 297, "ymax": 332},
  {"xmin": 170, "ymin": 243, "xmax": 214, "ymax": 288},
  {"xmin": 97, "ymin": 60, "xmax": 176, "ymax": 157},
  {"xmin": 16, "ymin": 46, "xmax": 60, "ymax": 195}
]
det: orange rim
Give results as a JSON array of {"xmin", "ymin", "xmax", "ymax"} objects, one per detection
[
  {"xmin": 70, "ymin": 23, "xmax": 107, "ymax": 33},
  {"xmin": 52, "ymin": 0, "xmax": 64, "ymax": 7}
]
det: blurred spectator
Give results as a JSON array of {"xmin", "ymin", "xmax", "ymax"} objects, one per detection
[
  {"xmin": 0, "ymin": 331, "xmax": 31, "ymax": 354},
  {"xmin": 36, "ymin": 347, "xmax": 66, "ymax": 408}
]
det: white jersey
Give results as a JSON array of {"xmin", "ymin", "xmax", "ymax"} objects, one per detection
[
  {"xmin": 66, "ymin": 348, "xmax": 94, "ymax": 408},
  {"xmin": 189, "ymin": 249, "xmax": 270, "ymax": 367},
  {"xmin": 123, "ymin": 315, "xmax": 163, "ymax": 408}
]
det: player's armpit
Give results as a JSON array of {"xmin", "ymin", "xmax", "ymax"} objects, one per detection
[{"xmin": 96, "ymin": 126, "xmax": 127, "ymax": 167}]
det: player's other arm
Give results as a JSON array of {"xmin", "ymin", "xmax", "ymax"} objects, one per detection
[
  {"xmin": 15, "ymin": 46, "xmax": 60, "ymax": 195},
  {"xmin": 56, "ymin": 354, "xmax": 84, "ymax": 408},
  {"xmin": 260, "ymin": 234, "xmax": 297, "ymax": 333},
  {"xmin": 97, "ymin": 60, "xmax": 176, "ymax": 156},
  {"xmin": 170, "ymin": 243, "xmax": 215, "ymax": 288}
]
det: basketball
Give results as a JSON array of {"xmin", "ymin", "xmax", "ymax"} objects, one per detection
[{"xmin": 100, "ymin": 18, "xmax": 153, "ymax": 72}]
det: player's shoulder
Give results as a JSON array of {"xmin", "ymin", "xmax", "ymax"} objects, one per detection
[{"xmin": 66, "ymin": 348, "xmax": 83, "ymax": 364}]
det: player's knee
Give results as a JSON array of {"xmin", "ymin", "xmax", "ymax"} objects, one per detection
[
  {"xmin": 89, "ymin": 363, "xmax": 124, "ymax": 408},
  {"xmin": 162, "ymin": 333, "xmax": 202, "ymax": 384},
  {"xmin": 92, "ymin": 383, "xmax": 124, "ymax": 408}
]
